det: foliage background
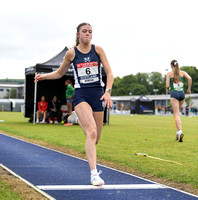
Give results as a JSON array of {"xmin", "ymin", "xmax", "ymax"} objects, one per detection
[{"xmin": 112, "ymin": 66, "xmax": 198, "ymax": 96}]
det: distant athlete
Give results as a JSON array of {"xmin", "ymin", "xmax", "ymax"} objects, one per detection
[
  {"xmin": 166, "ymin": 60, "xmax": 192, "ymax": 142},
  {"xmin": 34, "ymin": 22, "xmax": 114, "ymax": 185}
]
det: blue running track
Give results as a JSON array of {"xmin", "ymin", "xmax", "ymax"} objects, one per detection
[{"xmin": 0, "ymin": 133, "xmax": 197, "ymax": 200}]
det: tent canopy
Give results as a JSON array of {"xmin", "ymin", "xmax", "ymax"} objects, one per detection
[
  {"xmin": 25, "ymin": 47, "xmax": 73, "ymax": 75},
  {"xmin": 24, "ymin": 47, "xmax": 108, "ymax": 123},
  {"xmin": 130, "ymin": 95, "xmax": 154, "ymax": 114},
  {"xmin": 131, "ymin": 95, "xmax": 153, "ymax": 102}
]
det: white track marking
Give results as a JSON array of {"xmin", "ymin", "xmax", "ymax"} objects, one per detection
[
  {"xmin": 0, "ymin": 164, "xmax": 55, "ymax": 200},
  {"xmin": 37, "ymin": 184, "xmax": 166, "ymax": 191}
]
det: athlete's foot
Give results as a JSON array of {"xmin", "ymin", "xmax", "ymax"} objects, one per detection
[
  {"xmin": 178, "ymin": 133, "xmax": 184, "ymax": 142},
  {"xmin": 175, "ymin": 134, "xmax": 179, "ymax": 140},
  {"xmin": 68, "ymin": 111, "xmax": 78, "ymax": 124},
  {"xmin": 91, "ymin": 170, "xmax": 105, "ymax": 186},
  {"xmin": 64, "ymin": 122, "xmax": 73, "ymax": 126}
]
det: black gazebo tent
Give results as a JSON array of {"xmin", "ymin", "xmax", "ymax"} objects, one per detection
[
  {"xmin": 130, "ymin": 95, "xmax": 154, "ymax": 114},
  {"xmin": 25, "ymin": 47, "xmax": 108, "ymax": 124}
]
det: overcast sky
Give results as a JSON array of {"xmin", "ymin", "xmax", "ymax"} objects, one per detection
[{"xmin": 0, "ymin": 0, "xmax": 198, "ymax": 79}]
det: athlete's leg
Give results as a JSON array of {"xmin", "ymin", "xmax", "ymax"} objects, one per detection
[
  {"xmin": 170, "ymin": 98, "xmax": 182, "ymax": 131},
  {"xmin": 75, "ymin": 102, "xmax": 97, "ymax": 171},
  {"xmin": 67, "ymin": 102, "xmax": 73, "ymax": 115},
  {"xmin": 179, "ymin": 99, "xmax": 185, "ymax": 111},
  {"xmin": 93, "ymin": 112, "xmax": 104, "ymax": 144}
]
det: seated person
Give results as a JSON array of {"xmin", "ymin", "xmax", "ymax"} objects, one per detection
[
  {"xmin": 48, "ymin": 96, "xmax": 62, "ymax": 124},
  {"xmin": 36, "ymin": 96, "xmax": 48, "ymax": 123}
]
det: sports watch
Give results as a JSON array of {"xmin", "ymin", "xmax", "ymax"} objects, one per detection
[{"xmin": 105, "ymin": 88, "xmax": 111, "ymax": 93}]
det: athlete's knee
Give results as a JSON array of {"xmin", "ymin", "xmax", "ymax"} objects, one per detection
[{"xmin": 86, "ymin": 128, "xmax": 97, "ymax": 140}]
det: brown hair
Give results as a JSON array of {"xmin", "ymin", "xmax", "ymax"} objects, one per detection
[
  {"xmin": 75, "ymin": 22, "xmax": 91, "ymax": 46},
  {"xmin": 170, "ymin": 60, "xmax": 180, "ymax": 82},
  {"xmin": 65, "ymin": 79, "xmax": 74, "ymax": 87}
]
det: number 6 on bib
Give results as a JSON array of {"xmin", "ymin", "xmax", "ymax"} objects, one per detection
[{"xmin": 77, "ymin": 62, "xmax": 99, "ymax": 84}]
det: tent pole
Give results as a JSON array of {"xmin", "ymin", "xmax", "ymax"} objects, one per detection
[
  {"xmin": 23, "ymin": 74, "xmax": 26, "ymax": 122},
  {"xmin": 106, "ymin": 108, "xmax": 109, "ymax": 125},
  {"xmin": 33, "ymin": 72, "xmax": 38, "ymax": 125}
]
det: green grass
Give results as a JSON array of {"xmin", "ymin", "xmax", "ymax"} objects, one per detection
[
  {"xmin": 0, "ymin": 112, "xmax": 198, "ymax": 188},
  {"xmin": 0, "ymin": 178, "xmax": 25, "ymax": 200}
]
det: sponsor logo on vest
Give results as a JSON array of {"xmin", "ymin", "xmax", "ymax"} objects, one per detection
[{"xmin": 84, "ymin": 57, "xmax": 90, "ymax": 62}]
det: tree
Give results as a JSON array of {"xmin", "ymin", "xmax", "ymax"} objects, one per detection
[
  {"xmin": 111, "ymin": 76, "xmax": 122, "ymax": 96},
  {"xmin": 136, "ymin": 73, "xmax": 150, "ymax": 94},
  {"xmin": 132, "ymin": 84, "xmax": 148, "ymax": 95},
  {"xmin": 0, "ymin": 79, "xmax": 24, "ymax": 84},
  {"xmin": 148, "ymin": 72, "xmax": 165, "ymax": 94},
  {"xmin": 180, "ymin": 66, "xmax": 198, "ymax": 93},
  {"xmin": 112, "ymin": 74, "xmax": 138, "ymax": 96}
]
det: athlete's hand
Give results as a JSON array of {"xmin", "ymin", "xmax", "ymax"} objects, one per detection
[
  {"xmin": 34, "ymin": 74, "xmax": 46, "ymax": 83},
  {"xmin": 186, "ymin": 89, "xmax": 191, "ymax": 94},
  {"xmin": 100, "ymin": 92, "xmax": 112, "ymax": 108}
]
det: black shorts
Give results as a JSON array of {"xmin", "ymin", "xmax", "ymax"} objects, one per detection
[
  {"xmin": 170, "ymin": 91, "xmax": 185, "ymax": 101},
  {"xmin": 73, "ymin": 87, "xmax": 105, "ymax": 112}
]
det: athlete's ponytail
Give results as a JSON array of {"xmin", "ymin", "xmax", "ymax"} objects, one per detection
[
  {"xmin": 170, "ymin": 60, "xmax": 180, "ymax": 82},
  {"xmin": 75, "ymin": 22, "xmax": 91, "ymax": 46}
]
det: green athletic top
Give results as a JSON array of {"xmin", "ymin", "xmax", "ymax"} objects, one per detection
[
  {"xmin": 170, "ymin": 76, "xmax": 184, "ymax": 92},
  {"xmin": 66, "ymin": 84, "xmax": 75, "ymax": 99}
]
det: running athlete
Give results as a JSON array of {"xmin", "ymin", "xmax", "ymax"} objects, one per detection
[
  {"xmin": 34, "ymin": 22, "xmax": 114, "ymax": 186},
  {"xmin": 166, "ymin": 60, "xmax": 192, "ymax": 142}
]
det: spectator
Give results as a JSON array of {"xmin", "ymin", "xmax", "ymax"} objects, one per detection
[
  {"xmin": 36, "ymin": 96, "xmax": 48, "ymax": 123},
  {"xmin": 49, "ymin": 96, "xmax": 62, "ymax": 124}
]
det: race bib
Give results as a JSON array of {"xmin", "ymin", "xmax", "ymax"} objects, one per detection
[
  {"xmin": 173, "ymin": 81, "xmax": 184, "ymax": 91},
  {"xmin": 77, "ymin": 62, "xmax": 99, "ymax": 84}
]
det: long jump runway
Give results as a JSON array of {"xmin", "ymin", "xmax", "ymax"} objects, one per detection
[{"xmin": 0, "ymin": 133, "xmax": 197, "ymax": 200}]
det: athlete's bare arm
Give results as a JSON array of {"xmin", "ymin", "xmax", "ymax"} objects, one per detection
[
  {"xmin": 181, "ymin": 70, "xmax": 192, "ymax": 94},
  {"xmin": 95, "ymin": 45, "xmax": 114, "ymax": 108},
  {"xmin": 166, "ymin": 72, "xmax": 171, "ymax": 90}
]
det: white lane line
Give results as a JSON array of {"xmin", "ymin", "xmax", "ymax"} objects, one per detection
[
  {"xmin": 0, "ymin": 164, "xmax": 55, "ymax": 200},
  {"xmin": 37, "ymin": 184, "xmax": 166, "ymax": 191}
]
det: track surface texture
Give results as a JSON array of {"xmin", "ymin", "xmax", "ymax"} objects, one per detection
[{"xmin": 0, "ymin": 133, "xmax": 197, "ymax": 200}]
